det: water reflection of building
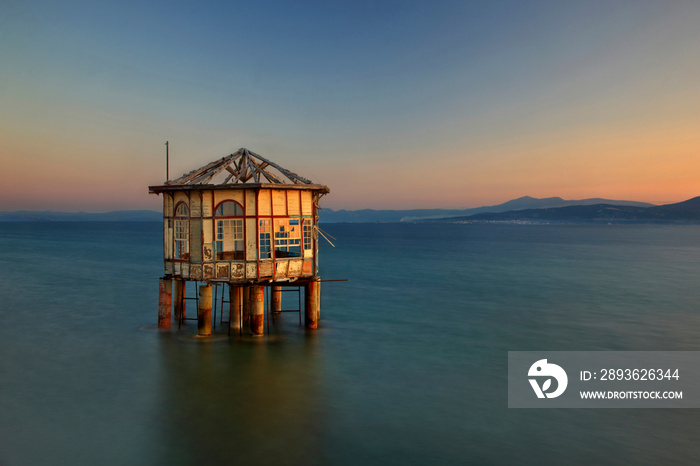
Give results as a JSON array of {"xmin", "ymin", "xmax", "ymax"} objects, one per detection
[
  {"xmin": 149, "ymin": 148, "xmax": 329, "ymax": 335},
  {"xmin": 155, "ymin": 332, "xmax": 325, "ymax": 464}
]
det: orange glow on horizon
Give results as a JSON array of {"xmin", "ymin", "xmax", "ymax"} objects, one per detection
[{"xmin": 2, "ymin": 2, "xmax": 700, "ymax": 213}]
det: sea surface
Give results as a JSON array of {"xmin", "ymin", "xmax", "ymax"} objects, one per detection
[{"xmin": 1, "ymin": 222, "xmax": 700, "ymax": 465}]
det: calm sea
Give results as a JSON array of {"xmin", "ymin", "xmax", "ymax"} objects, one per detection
[{"xmin": 1, "ymin": 222, "xmax": 700, "ymax": 465}]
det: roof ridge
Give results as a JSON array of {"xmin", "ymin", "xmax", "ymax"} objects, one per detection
[{"xmin": 166, "ymin": 148, "xmax": 315, "ymax": 186}]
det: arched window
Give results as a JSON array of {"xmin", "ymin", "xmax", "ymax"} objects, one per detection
[
  {"xmin": 214, "ymin": 200, "xmax": 244, "ymax": 260},
  {"xmin": 174, "ymin": 202, "xmax": 189, "ymax": 260}
]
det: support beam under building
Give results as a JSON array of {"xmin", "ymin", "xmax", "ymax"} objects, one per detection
[
  {"xmin": 230, "ymin": 285, "xmax": 243, "ymax": 332},
  {"xmin": 173, "ymin": 279, "xmax": 185, "ymax": 321},
  {"xmin": 271, "ymin": 286, "xmax": 282, "ymax": 313},
  {"xmin": 305, "ymin": 280, "xmax": 319, "ymax": 329},
  {"xmin": 242, "ymin": 285, "xmax": 251, "ymax": 330},
  {"xmin": 198, "ymin": 284, "xmax": 212, "ymax": 336},
  {"xmin": 250, "ymin": 285, "xmax": 265, "ymax": 336},
  {"xmin": 158, "ymin": 278, "xmax": 172, "ymax": 328}
]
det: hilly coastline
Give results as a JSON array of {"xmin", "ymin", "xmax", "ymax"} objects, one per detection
[
  {"xmin": 429, "ymin": 196, "xmax": 700, "ymax": 224},
  {"xmin": 2, "ymin": 196, "xmax": 698, "ymax": 224},
  {"xmin": 0, "ymin": 210, "xmax": 162, "ymax": 222},
  {"xmin": 319, "ymin": 196, "xmax": 654, "ymax": 223}
]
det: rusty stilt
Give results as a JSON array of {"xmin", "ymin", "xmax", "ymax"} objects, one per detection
[
  {"xmin": 304, "ymin": 280, "xmax": 319, "ymax": 329},
  {"xmin": 181, "ymin": 282, "xmax": 186, "ymax": 319},
  {"xmin": 271, "ymin": 285, "xmax": 282, "ymax": 313},
  {"xmin": 230, "ymin": 285, "xmax": 243, "ymax": 333},
  {"xmin": 250, "ymin": 285, "xmax": 265, "ymax": 336},
  {"xmin": 173, "ymin": 279, "xmax": 185, "ymax": 321},
  {"xmin": 316, "ymin": 280, "xmax": 321, "ymax": 322},
  {"xmin": 242, "ymin": 285, "xmax": 251, "ymax": 330},
  {"xmin": 198, "ymin": 284, "xmax": 212, "ymax": 336},
  {"xmin": 158, "ymin": 278, "xmax": 172, "ymax": 328}
]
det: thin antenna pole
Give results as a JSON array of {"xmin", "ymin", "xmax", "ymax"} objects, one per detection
[{"xmin": 165, "ymin": 141, "xmax": 169, "ymax": 181}]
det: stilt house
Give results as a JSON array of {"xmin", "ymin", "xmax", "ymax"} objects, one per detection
[{"xmin": 148, "ymin": 148, "xmax": 329, "ymax": 333}]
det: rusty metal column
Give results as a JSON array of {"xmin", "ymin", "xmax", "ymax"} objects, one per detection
[
  {"xmin": 198, "ymin": 284, "xmax": 212, "ymax": 336},
  {"xmin": 181, "ymin": 281, "xmax": 186, "ymax": 319},
  {"xmin": 271, "ymin": 285, "xmax": 282, "ymax": 313},
  {"xmin": 242, "ymin": 285, "xmax": 251, "ymax": 331},
  {"xmin": 250, "ymin": 285, "xmax": 265, "ymax": 336},
  {"xmin": 316, "ymin": 280, "xmax": 321, "ymax": 322},
  {"xmin": 230, "ymin": 285, "xmax": 243, "ymax": 332},
  {"xmin": 158, "ymin": 278, "xmax": 172, "ymax": 328},
  {"xmin": 173, "ymin": 279, "xmax": 185, "ymax": 321},
  {"xmin": 304, "ymin": 280, "xmax": 319, "ymax": 329}
]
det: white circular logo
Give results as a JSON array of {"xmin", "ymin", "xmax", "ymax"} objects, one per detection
[{"xmin": 528, "ymin": 359, "xmax": 568, "ymax": 399}]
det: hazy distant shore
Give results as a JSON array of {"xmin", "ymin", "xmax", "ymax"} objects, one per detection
[{"xmin": 2, "ymin": 195, "xmax": 699, "ymax": 224}]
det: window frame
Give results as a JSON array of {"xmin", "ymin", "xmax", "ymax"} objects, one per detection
[
  {"xmin": 259, "ymin": 219, "xmax": 272, "ymax": 260},
  {"xmin": 273, "ymin": 217, "xmax": 302, "ymax": 259},
  {"xmin": 214, "ymin": 200, "xmax": 245, "ymax": 261},
  {"xmin": 302, "ymin": 218, "xmax": 313, "ymax": 255},
  {"xmin": 173, "ymin": 201, "xmax": 190, "ymax": 261}
]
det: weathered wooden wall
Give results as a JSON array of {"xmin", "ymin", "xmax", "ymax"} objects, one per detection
[{"xmin": 162, "ymin": 187, "xmax": 320, "ymax": 283}]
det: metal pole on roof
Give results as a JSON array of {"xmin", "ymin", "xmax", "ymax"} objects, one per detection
[{"xmin": 165, "ymin": 141, "xmax": 169, "ymax": 181}]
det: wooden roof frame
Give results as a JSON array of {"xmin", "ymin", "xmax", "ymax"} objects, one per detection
[{"xmin": 149, "ymin": 148, "xmax": 329, "ymax": 194}]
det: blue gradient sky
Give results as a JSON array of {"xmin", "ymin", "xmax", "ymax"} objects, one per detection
[{"xmin": 2, "ymin": 0, "xmax": 699, "ymax": 211}]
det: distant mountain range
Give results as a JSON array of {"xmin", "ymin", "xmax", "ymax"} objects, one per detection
[
  {"xmin": 0, "ymin": 210, "xmax": 162, "ymax": 222},
  {"xmin": 318, "ymin": 196, "xmax": 655, "ymax": 223},
  {"xmin": 426, "ymin": 196, "xmax": 700, "ymax": 224},
  {"xmin": 2, "ymin": 196, "xmax": 699, "ymax": 224}
]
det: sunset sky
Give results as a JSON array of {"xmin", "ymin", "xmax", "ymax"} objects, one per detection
[{"xmin": 2, "ymin": 0, "xmax": 699, "ymax": 211}]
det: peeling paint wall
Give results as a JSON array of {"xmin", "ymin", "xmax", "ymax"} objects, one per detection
[
  {"xmin": 301, "ymin": 191, "xmax": 312, "ymax": 216},
  {"xmin": 272, "ymin": 190, "xmax": 287, "ymax": 216},
  {"xmin": 245, "ymin": 218, "xmax": 256, "ymax": 261},
  {"xmin": 287, "ymin": 190, "xmax": 300, "ymax": 216},
  {"xmin": 190, "ymin": 219, "xmax": 202, "ymax": 262},
  {"xmin": 258, "ymin": 190, "xmax": 270, "ymax": 216},
  {"xmin": 190, "ymin": 193, "xmax": 201, "ymax": 217},
  {"xmin": 214, "ymin": 189, "xmax": 244, "ymax": 208}
]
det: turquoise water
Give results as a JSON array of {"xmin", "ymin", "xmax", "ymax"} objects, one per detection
[{"xmin": 1, "ymin": 222, "xmax": 700, "ymax": 464}]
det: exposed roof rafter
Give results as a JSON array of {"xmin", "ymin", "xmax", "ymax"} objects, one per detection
[{"xmin": 166, "ymin": 148, "xmax": 315, "ymax": 186}]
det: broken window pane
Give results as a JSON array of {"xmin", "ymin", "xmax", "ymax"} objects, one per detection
[
  {"xmin": 259, "ymin": 219, "xmax": 272, "ymax": 259},
  {"xmin": 274, "ymin": 218, "xmax": 301, "ymax": 258}
]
